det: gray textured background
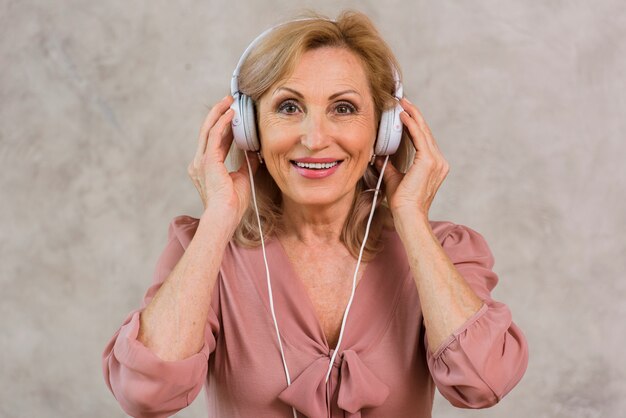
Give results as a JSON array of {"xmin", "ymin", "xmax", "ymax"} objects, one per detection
[{"xmin": 1, "ymin": 0, "xmax": 624, "ymax": 417}]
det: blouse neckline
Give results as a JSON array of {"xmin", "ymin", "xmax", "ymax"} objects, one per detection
[{"xmin": 243, "ymin": 227, "xmax": 408, "ymax": 357}]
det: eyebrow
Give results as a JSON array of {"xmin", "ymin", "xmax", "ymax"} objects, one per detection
[{"xmin": 273, "ymin": 86, "xmax": 362, "ymax": 100}]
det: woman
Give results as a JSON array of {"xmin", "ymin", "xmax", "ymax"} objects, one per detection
[{"xmin": 103, "ymin": 10, "xmax": 528, "ymax": 418}]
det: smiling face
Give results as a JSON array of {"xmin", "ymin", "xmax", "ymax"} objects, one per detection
[{"xmin": 256, "ymin": 47, "xmax": 377, "ymax": 210}]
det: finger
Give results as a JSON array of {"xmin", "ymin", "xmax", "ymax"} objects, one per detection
[
  {"xmin": 232, "ymin": 151, "xmax": 260, "ymax": 197},
  {"xmin": 401, "ymin": 97, "xmax": 433, "ymax": 138},
  {"xmin": 399, "ymin": 109, "xmax": 436, "ymax": 158},
  {"xmin": 195, "ymin": 95, "xmax": 234, "ymax": 164},
  {"xmin": 401, "ymin": 108, "xmax": 448, "ymax": 177},
  {"xmin": 238, "ymin": 151, "xmax": 260, "ymax": 177},
  {"xmin": 400, "ymin": 98, "xmax": 441, "ymax": 154},
  {"xmin": 375, "ymin": 156, "xmax": 403, "ymax": 197},
  {"xmin": 400, "ymin": 100, "xmax": 449, "ymax": 175},
  {"xmin": 204, "ymin": 108, "xmax": 235, "ymax": 163},
  {"xmin": 215, "ymin": 111, "xmax": 235, "ymax": 158}
]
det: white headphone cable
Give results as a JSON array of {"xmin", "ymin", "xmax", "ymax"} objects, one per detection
[
  {"xmin": 244, "ymin": 152, "xmax": 298, "ymax": 418},
  {"xmin": 244, "ymin": 151, "xmax": 389, "ymax": 416},
  {"xmin": 324, "ymin": 155, "xmax": 389, "ymax": 383}
]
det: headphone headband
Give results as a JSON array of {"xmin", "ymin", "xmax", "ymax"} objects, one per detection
[
  {"xmin": 230, "ymin": 18, "xmax": 335, "ymax": 95},
  {"xmin": 230, "ymin": 18, "xmax": 402, "ymax": 100}
]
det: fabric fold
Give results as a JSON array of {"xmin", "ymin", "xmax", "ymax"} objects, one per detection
[
  {"xmin": 278, "ymin": 350, "xmax": 389, "ymax": 418},
  {"xmin": 337, "ymin": 350, "xmax": 390, "ymax": 416},
  {"xmin": 426, "ymin": 299, "xmax": 528, "ymax": 408}
]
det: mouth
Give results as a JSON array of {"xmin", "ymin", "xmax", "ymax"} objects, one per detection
[
  {"xmin": 291, "ymin": 160, "xmax": 341, "ymax": 170},
  {"xmin": 289, "ymin": 158, "xmax": 343, "ymax": 179}
]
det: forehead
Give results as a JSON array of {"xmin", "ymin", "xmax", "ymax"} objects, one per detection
[{"xmin": 274, "ymin": 47, "xmax": 370, "ymax": 94}]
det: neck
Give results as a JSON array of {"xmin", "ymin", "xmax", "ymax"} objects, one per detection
[{"xmin": 279, "ymin": 192, "xmax": 355, "ymax": 246}]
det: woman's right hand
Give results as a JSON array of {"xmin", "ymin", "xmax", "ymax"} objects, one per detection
[{"xmin": 187, "ymin": 95, "xmax": 260, "ymax": 228}]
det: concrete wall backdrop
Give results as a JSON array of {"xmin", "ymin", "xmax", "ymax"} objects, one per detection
[{"xmin": 1, "ymin": 0, "xmax": 624, "ymax": 417}]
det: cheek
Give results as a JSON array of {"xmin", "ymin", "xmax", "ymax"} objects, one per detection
[
  {"xmin": 344, "ymin": 115, "xmax": 377, "ymax": 147},
  {"xmin": 259, "ymin": 118, "xmax": 292, "ymax": 155},
  {"xmin": 346, "ymin": 130, "xmax": 376, "ymax": 159},
  {"xmin": 259, "ymin": 133, "xmax": 295, "ymax": 183},
  {"xmin": 261, "ymin": 135, "xmax": 294, "ymax": 163}
]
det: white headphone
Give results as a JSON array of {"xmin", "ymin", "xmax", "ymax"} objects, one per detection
[{"xmin": 230, "ymin": 18, "xmax": 404, "ymax": 156}]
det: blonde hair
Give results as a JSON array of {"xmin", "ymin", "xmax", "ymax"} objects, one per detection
[{"xmin": 228, "ymin": 9, "xmax": 414, "ymax": 260}]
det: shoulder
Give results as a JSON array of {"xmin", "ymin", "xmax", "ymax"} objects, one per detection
[
  {"xmin": 384, "ymin": 219, "xmax": 494, "ymax": 267},
  {"xmin": 166, "ymin": 215, "xmax": 201, "ymax": 250},
  {"xmin": 429, "ymin": 220, "xmax": 495, "ymax": 269},
  {"xmin": 164, "ymin": 214, "xmax": 248, "ymax": 260},
  {"xmin": 428, "ymin": 219, "xmax": 488, "ymax": 242},
  {"xmin": 384, "ymin": 218, "xmax": 488, "ymax": 245},
  {"xmin": 428, "ymin": 219, "xmax": 460, "ymax": 242}
]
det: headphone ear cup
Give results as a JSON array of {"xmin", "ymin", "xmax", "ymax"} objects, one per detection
[
  {"xmin": 230, "ymin": 93, "xmax": 260, "ymax": 151},
  {"xmin": 374, "ymin": 102, "xmax": 403, "ymax": 155}
]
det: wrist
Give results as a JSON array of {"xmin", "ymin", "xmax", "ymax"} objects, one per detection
[
  {"xmin": 392, "ymin": 206, "xmax": 429, "ymax": 227},
  {"xmin": 393, "ymin": 208, "xmax": 431, "ymax": 238},
  {"xmin": 199, "ymin": 203, "xmax": 241, "ymax": 239}
]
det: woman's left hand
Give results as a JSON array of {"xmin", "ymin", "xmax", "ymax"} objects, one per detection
[{"xmin": 375, "ymin": 97, "xmax": 449, "ymax": 222}]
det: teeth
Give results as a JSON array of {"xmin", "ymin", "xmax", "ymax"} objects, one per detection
[{"xmin": 295, "ymin": 161, "xmax": 338, "ymax": 169}]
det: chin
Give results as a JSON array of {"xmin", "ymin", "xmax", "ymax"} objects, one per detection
[{"xmin": 286, "ymin": 186, "xmax": 355, "ymax": 208}]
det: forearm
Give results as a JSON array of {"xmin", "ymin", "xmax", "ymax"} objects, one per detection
[
  {"xmin": 137, "ymin": 207, "xmax": 236, "ymax": 361},
  {"xmin": 395, "ymin": 211, "xmax": 484, "ymax": 354}
]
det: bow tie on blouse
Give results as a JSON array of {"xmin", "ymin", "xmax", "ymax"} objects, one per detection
[{"xmin": 278, "ymin": 349, "xmax": 390, "ymax": 418}]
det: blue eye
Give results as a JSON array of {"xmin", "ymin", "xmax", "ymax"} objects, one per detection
[{"xmin": 278, "ymin": 100, "xmax": 300, "ymax": 114}]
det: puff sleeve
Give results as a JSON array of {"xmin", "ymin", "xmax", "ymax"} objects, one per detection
[
  {"xmin": 424, "ymin": 224, "xmax": 529, "ymax": 408},
  {"xmin": 102, "ymin": 215, "xmax": 220, "ymax": 418}
]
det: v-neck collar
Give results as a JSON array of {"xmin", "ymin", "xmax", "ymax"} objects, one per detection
[
  {"xmin": 244, "ymin": 227, "xmax": 409, "ymax": 356},
  {"xmin": 272, "ymin": 235, "xmax": 374, "ymax": 351}
]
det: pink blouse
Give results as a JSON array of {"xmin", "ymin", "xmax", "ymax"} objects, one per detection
[{"xmin": 102, "ymin": 215, "xmax": 528, "ymax": 417}]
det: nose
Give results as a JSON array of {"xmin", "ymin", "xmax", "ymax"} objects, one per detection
[{"xmin": 300, "ymin": 109, "xmax": 331, "ymax": 151}]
